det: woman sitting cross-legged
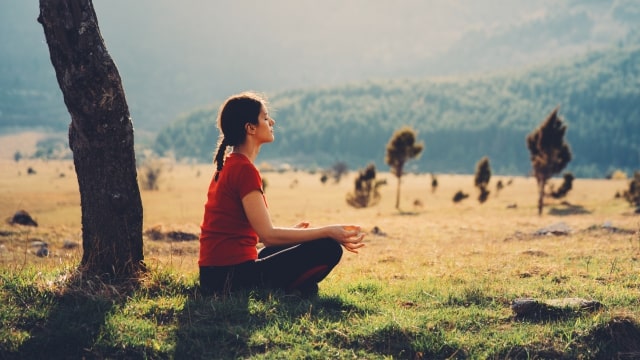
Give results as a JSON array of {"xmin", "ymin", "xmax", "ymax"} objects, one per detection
[{"xmin": 199, "ymin": 91, "xmax": 365, "ymax": 296}]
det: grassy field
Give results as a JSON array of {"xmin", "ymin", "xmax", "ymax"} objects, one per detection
[{"xmin": 1, "ymin": 159, "xmax": 639, "ymax": 359}]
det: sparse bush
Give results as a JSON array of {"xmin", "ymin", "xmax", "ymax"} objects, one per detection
[
  {"xmin": 622, "ymin": 170, "xmax": 640, "ymax": 209},
  {"xmin": 346, "ymin": 163, "xmax": 386, "ymax": 208},
  {"xmin": 549, "ymin": 172, "xmax": 574, "ymax": 199},
  {"xmin": 331, "ymin": 161, "xmax": 348, "ymax": 183},
  {"xmin": 138, "ymin": 151, "xmax": 167, "ymax": 191},
  {"xmin": 496, "ymin": 180, "xmax": 504, "ymax": 195},
  {"xmin": 431, "ymin": 173, "xmax": 438, "ymax": 193},
  {"xmin": 607, "ymin": 169, "xmax": 628, "ymax": 180},
  {"xmin": 453, "ymin": 190, "xmax": 469, "ymax": 203},
  {"xmin": 474, "ymin": 156, "xmax": 491, "ymax": 203}
]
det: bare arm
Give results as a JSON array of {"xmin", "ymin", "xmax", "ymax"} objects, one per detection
[{"xmin": 242, "ymin": 190, "xmax": 365, "ymax": 253}]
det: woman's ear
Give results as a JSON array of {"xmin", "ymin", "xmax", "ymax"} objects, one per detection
[{"xmin": 245, "ymin": 123, "xmax": 256, "ymax": 134}]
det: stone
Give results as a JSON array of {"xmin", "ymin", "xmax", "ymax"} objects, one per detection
[
  {"xmin": 511, "ymin": 297, "xmax": 603, "ymax": 320},
  {"xmin": 533, "ymin": 222, "xmax": 571, "ymax": 236}
]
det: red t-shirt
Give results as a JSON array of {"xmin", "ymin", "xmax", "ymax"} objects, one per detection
[{"xmin": 199, "ymin": 153, "xmax": 266, "ymax": 266}]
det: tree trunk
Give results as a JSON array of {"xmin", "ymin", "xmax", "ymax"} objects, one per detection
[
  {"xmin": 537, "ymin": 178, "xmax": 546, "ymax": 216},
  {"xmin": 38, "ymin": 0, "xmax": 144, "ymax": 280},
  {"xmin": 395, "ymin": 174, "xmax": 401, "ymax": 209}
]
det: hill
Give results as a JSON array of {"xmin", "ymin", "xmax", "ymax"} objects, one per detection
[
  {"xmin": 154, "ymin": 44, "xmax": 640, "ymax": 178},
  {"xmin": 1, "ymin": 1, "xmax": 639, "ymax": 133}
]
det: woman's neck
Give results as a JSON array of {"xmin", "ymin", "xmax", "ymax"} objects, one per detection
[{"xmin": 231, "ymin": 143, "xmax": 260, "ymax": 163}]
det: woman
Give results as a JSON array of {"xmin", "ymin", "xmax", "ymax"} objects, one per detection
[{"xmin": 199, "ymin": 91, "xmax": 365, "ymax": 296}]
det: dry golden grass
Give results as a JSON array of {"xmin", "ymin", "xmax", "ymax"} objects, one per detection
[
  {"xmin": 1, "ymin": 158, "xmax": 638, "ymax": 292},
  {"xmin": 0, "ymin": 132, "xmax": 51, "ymax": 160}
]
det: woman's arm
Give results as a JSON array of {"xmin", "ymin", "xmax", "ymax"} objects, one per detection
[{"xmin": 242, "ymin": 190, "xmax": 365, "ymax": 253}]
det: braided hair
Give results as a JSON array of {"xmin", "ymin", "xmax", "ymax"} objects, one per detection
[{"xmin": 213, "ymin": 92, "xmax": 266, "ymax": 180}]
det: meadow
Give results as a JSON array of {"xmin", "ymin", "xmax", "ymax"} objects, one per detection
[{"xmin": 1, "ymin": 159, "xmax": 639, "ymax": 359}]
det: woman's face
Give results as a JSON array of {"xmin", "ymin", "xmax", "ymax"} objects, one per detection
[{"xmin": 254, "ymin": 105, "xmax": 275, "ymax": 144}]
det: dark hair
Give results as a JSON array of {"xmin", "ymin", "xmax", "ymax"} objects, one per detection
[{"xmin": 213, "ymin": 92, "xmax": 266, "ymax": 180}]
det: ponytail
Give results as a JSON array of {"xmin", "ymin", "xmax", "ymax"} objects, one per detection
[{"xmin": 213, "ymin": 137, "xmax": 228, "ymax": 181}]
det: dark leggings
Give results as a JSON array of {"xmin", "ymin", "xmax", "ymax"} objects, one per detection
[{"xmin": 199, "ymin": 238, "xmax": 343, "ymax": 295}]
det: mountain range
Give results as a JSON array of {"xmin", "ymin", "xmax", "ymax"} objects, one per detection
[{"xmin": 1, "ymin": 1, "xmax": 638, "ymax": 177}]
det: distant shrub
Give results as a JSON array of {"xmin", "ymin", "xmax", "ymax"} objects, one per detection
[
  {"xmin": 13, "ymin": 151, "xmax": 22, "ymax": 162},
  {"xmin": 431, "ymin": 173, "xmax": 438, "ymax": 193},
  {"xmin": 138, "ymin": 151, "xmax": 171, "ymax": 191},
  {"xmin": 453, "ymin": 190, "xmax": 469, "ymax": 203},
  {"xmin": 346, "ymin": 163, "xmax": 386, "ymax": 208},
  {"xmin": 622, "ymin": 170, "xmax": 640, "ymax": 208},
  {"xmin": 474, "ymin": 156, "xmax": 491, "ymax": 203},
  {"xmin": 331, "ymin": 161, "xmax": 349, "ymax": 183},
  {"xmin": 607, "ymin": 169, "xmax": 628, "ymax": 180},
  {"xmin": 549, "ymin": 172, "xmax": 574, "ymax": 199}
]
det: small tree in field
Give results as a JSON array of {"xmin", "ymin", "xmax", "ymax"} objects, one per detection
[
  {"xmin": 331, "ymin": 161, "xmax": 348, "ymax": 183},
  {"xmin": 346, "ymin": 163, "xmax": 386, "ymax": 208},
  {"xmin": 13, "ymin": 151, "xmax": 22, "ymax": 163},
  {"xmin": 526, "ymin": 106, "xmax": 572, "ymax": 215},
  {"xmin": 430, "ymin": 173, "xmax": 438, "ymax": 193},
  {"xmin": 474, "ymin": 156, "xmax": 491, "ymax": 203},
  {"xmin": 138, "ymin": 150, "xmax": 165, "ymax": 191},
  {"xmin": 385, "ymin": 127, "xmax": 424, "ymax": 209}
]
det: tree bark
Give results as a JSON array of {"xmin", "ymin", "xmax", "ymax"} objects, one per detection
[
  {"xmin": 537, "ymin": 178, "xmax": 546, "ymax": 216},
  {"xmin": 395, "ymin": 175, "xmax": 401, "ymax": 209},
  {"xmin": 38, "ymin": 0, "xmax": 144, "ymax": 280}
]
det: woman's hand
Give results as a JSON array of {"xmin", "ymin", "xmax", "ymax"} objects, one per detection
[{"xmin": 329, "ymin": 225, "xmax": 366, "ymax": 254}]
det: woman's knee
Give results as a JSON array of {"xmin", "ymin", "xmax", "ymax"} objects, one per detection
[{"xmin": 313, "ymin": 238, "xmax": 343, "ymax": 265}]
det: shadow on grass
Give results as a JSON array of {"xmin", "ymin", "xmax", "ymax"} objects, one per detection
[
  {"xmin": 1, "ymin": 272, "xmax": 133, "ymax": 359},
  {"xmin": 575, "ymin": 317, "xmax": 640, "ymax": 358},
  {"xmin": 548, "ymin": 202, "xmax": 591, "ymax": 216},
  {"xmin": 172, "ymin": 287, "xmax": 469, "ymax": 359},
  {"xmin": 2, "ymin": 270, "xmax": 371, "ymax": 359},
  {"xmin": 393, "ymin": 210, "xmax": 421, "ymax": 216},
  {"xmin": 336, "ymin": 322, "xmax": 462, "ymax": 359},
  {"xmin": 173, "ymin": 289, "xmax": 371, "ymax": 359},
  {"xmin": 497, "ymin": 317, "xmax": 640, "ymax": 359}
]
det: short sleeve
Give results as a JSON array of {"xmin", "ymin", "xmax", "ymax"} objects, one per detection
[{"xmin": 235, "ymin": 162, "xmax": 263, "ymax": 199}]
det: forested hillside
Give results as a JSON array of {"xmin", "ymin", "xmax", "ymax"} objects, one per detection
[
  {"xmin": 154, "ymin": 45, "xmax": 640, "ymax": 178},
  {"xmin": 2, "ymin": 1, "xmax": 638, "ymax": 133}
]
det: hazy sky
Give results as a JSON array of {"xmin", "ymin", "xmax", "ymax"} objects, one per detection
[
  {"xmin": 2, "ymin": 0, "xmax": 632, "ymax": 130},
  {"xmin": 91, "ymin": 1, "xmax": 563, "ymax": 81},
  {"xmin": 93, "ymin": 1, "xmax": 557, "ymax": 59}
]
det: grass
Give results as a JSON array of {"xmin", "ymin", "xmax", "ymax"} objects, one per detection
[{"xmin": 1, "ymin": 159, "xmax": 640, "ymax": 358}]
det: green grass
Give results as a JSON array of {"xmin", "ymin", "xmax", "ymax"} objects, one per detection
[{"xmin": 2, "ymin": 264, "xmax": 639, "ymax": 359}]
